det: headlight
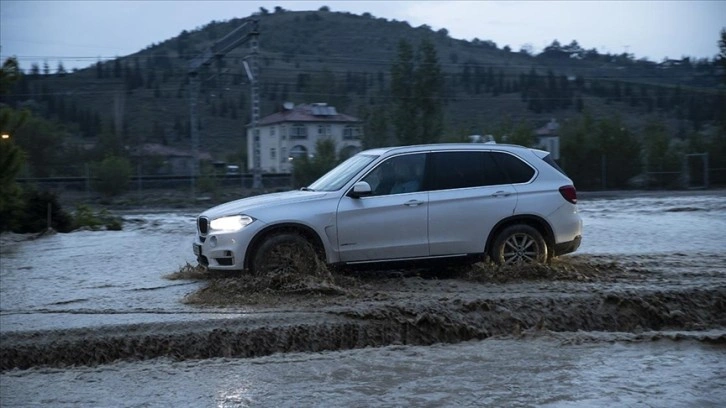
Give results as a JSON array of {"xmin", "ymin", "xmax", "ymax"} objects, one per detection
[{"xmin": 209, "ymin": 215, "xmax": 254, "ymax": 232}]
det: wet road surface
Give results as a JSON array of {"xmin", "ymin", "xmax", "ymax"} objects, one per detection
[{"xmin": 1, "ymin": 191, "xmax": 725, "ymax": 406}]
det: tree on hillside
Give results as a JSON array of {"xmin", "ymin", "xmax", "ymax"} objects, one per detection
[
  {"xmin": 594, "ymin": 117, "xmax": 641, "ymax": 188},
  {"xmin": 391, "ymin": 39, "xmax": 417, "ymax": 145},
  {"xmin": 642, "ymin": 119, "xmax": 670, "ymax": 172},
  {"xmin": 56, "ymin": 62, "xmax": 67, "ymax": 76},
  {"xmin": 391, "ymin": 38, "xmax": 444, "ymax": 145},
  {"xmin": 92, "ymin": 156, "xmax": 132, "ymax": 197},
  {"xmin": 0, "ymin": 57, "xmax": 21, "ymax": 92},
  {"xmin": 719, "ymin": 28, "xmax": 726, "ymax": 84},
  {"xmin": 414, "ymin": 38, "xmax": 444, "ymax": 145},
  {"xmin": 12, "ymin": 113, "xmax": 68, "ymax": 177},
  {"xmin": 504, "ymin": 122, "xmax": 534, "ymax": 147},
  {"xmin": 360, "ymin": 104, "xmax": 390, "ymax": 149}
]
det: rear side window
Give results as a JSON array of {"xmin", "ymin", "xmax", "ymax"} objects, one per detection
[
  {"xmin": 491, "ymin": 152, "xmax": 535, "ymax": 184},
  {"xmin": 541, "ymin": 153, "xmax": 568, "ymax": 176},
  {"xmin": 426, "ymin": 151, "xmax": 509, "ymax": 190}
]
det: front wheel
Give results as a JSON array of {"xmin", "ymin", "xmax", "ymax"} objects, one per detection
[
  {"xmin": 491, "ymin": 225, "xmax": 548, "ymax": 265},
  {"xmin": 250, "ymin": 232, "xmax": 317, "ymax": 276}
]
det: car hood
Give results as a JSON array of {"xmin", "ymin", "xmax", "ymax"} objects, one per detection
[{"xmin": 199, "ymin": 190, "xmax": 331, "ymax": 219}]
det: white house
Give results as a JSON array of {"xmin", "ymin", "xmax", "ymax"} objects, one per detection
[
  {"xmin": 534, "ymin": 118, "xmax": 560, "ymax": 161},
  {"xmin": 246, "ymin": 102, "xmax": 364, "ymax": 173}
]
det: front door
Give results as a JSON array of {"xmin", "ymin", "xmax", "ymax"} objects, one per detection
[{"xmin": 336, "ymin": 153, "xmax": 428, "ymax": 262}]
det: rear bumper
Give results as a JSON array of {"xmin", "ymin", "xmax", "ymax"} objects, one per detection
[{"xmin": 554, "ymin": 235, "xmax": 581, "ymax": 256}]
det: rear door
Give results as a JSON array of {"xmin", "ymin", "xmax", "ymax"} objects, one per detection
[{"xmin": 426, "ymin": 151, "xmax": 518, "ymax": 255}]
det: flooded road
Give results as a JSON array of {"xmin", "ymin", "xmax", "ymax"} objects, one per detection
[
  {"xmin": 0, "ymin": 212, "xmax": 238, "ymax": 331},
  {"xmin": 2, "ymin": 334, "xmax": 724, "ymax": 407},
  {"xmin": 580, "ymin": 193, "xmax": 726, "ymax": 255},
  {"xmin": 1, "ymin": 190, "xmax": 725, "ymax": 406},
  {"xmin": 2, "ymin": 191, "xmax": 724, "ymax": 332}
]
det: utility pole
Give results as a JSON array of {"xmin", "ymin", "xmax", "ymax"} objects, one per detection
[
  {"xmin": 189, "ymin": 72, "xmax": 200, "ymax": 196},
  {"xmin": 187, "ymin": 19, "xmax": 260, "ymax": 195},
  {"xmin": 244, "ymin": 30, "xmax": 263, "ymax": 189}
]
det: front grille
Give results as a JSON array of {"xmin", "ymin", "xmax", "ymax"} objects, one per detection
[{"xmin": 198, "ymin": 217, "xmax": 209, "ymax": 235}]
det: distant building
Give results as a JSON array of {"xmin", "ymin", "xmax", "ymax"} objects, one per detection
[
  {"xmin": 658, "ymin": 58, "xmax": 686, "ymax": 69},
  {"xmin": 534, "ymin": 118, "xmax": 560, "ymax": 160},
  {"xmin": 246, "ymin": 102, "xmax": 364, "ymax": 173}
]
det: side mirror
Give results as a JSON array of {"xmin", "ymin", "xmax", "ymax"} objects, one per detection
[{"xmin": 348, "ymin": 181, "xmax": 372, "ymax": 198}]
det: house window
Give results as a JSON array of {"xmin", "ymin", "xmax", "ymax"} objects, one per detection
[
  {"xmin": 270, "ymin": 148, "xmax": 276, "ymax": 160},
  {"xmin": 281, "ymin": 147, "xmax": 287, "ymax": 163},
  {"xmin": 289, "ymin": 145, "xmax": 307, "ymax": 159},
  {"xmin": 343, "ymin": 125, "xmax": 361, "ymax": 140},
  {"xmin": 270, "ymin": 127, "xmax": 276, "ymax": 137},
  {"xmin": 318, "ymin": 124, "xmax": 331, "ymax": 136},
  {"xmin": 290, "ymin": 124, "xmax": 307, "ymax": 139}
]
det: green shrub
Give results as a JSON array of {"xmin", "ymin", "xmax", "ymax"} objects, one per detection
[
  {"xmin": 92, "ymin": 156, "xmax": 132, "ymax": 197},
  {"xmin": 73, "ymin": 204, "xmax": 123, "ymax": 231},
  {"xmin": 13, "ymin": 190, "xmax": 74, "ymax": 233}
]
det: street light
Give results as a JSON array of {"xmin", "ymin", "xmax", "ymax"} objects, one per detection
[{"xmin": 1, "ymin": 133, "xmax": 9, "ymax": 140}]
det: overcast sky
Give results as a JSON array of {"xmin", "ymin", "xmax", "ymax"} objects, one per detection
[{"xmin": 1, "ymin": 0, "xmax": 724, "ymax": 72}]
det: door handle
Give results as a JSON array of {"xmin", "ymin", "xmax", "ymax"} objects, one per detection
[
  {"xmin": 404, "ymin": 200, "xmax": 424, "ymax": 207},
  {"xmin": 491, "ymin": 191, "xmax": 512, "ymax": 197}
]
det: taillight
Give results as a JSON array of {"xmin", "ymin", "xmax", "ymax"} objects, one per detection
[{"xmin": 559, "ymin": 185, "xmax": 577, "ymax": 204}]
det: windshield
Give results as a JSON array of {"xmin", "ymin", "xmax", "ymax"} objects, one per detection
[{"xmin": 307, "ymin": 154, "xmax": 378, "ymax": 191}]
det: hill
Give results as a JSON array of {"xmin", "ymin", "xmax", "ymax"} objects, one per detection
[{"xmin": 2, "ymin": 9, "xmax": 724, "ymax": 186}]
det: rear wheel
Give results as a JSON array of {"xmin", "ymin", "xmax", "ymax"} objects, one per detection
[
  {"xmin": 491, "ymin": 225, "xmax": 548, "ymax": 265},
  {"xmin": 251, "ymin": 233, "xmax": 317, "ymax": 275}
]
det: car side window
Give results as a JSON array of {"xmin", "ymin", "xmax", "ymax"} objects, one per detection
[
  {"xmin": 427, "ymin": 151, "xmax": 509, "ymax": 190},
  {"xmin": 362, "ymin": 154, "xmax": 426, "ymax": 196},
  {"xmin": 491, "ymin": 152, "xmax": 535, "ymax": 183}
]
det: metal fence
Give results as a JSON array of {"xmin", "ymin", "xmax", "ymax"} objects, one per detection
[{"xmin": 16, "ymin": 173, "xmax": 294, "ymax": 196}]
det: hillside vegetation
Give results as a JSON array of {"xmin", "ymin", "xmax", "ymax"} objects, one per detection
[{"xmin": 2, "ymin": 8, "xmax": 725, "ymax": 190}]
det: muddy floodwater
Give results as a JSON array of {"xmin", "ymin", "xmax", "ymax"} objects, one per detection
[
  {"xmin": 2, "ymin": 334, "xmax": 724, "ymax": 407},
  {"xmin": 1, "ymin": 191, "xmax": 725, "ymax": 407}
]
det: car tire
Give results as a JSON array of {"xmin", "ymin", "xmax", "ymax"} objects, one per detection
[
  {"xmin": 491, "ymin": 224, "xmax": 548, "ymax": 265},
  {"xmin": 251, "ymin": 232, "xmax": 317, "ymax": 276}
]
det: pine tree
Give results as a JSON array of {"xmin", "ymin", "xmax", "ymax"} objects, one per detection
[
  {"xmin": 96, "ymin": 61, "xmax": 104, "ymax": 79},
  {"xmin": 391, "ymin": 39, "xmax": 417, "ymax": 145},
  {"xmin": 391, "ymin": 38, "xmax": 444, "ymax": 145},
  {"xmin": 414, "ymin": 38, "xmax": 443, "ymax": 144},
  {"xmin": 114, "ymin": 58, "xmax": 122, "ymax": 78},
  {"xmin": 56, "ymin": 62, "xmax": 67, "ymax": 76}
]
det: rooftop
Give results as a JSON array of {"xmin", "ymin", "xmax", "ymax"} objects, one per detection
[{"xmin": 254, "ymin": 103, "xmax": 361, "ymax": 126}]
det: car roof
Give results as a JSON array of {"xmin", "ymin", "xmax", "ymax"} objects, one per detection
[{"xmin": 360, "ymin": 143, "xmax": 546, "ymax": 157}]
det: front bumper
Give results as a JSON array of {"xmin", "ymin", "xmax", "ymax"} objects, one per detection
[{"xmin": 193, "ymin": 221, "xmax": 264, "ymax": 270}]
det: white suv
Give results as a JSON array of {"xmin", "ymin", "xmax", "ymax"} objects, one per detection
[{"xmin": 193, "ymin": 144, "xmax": 582, "ymax": 272}]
